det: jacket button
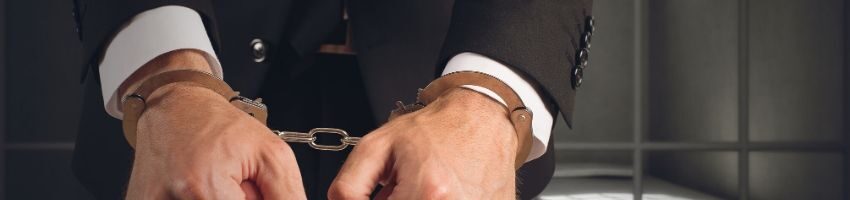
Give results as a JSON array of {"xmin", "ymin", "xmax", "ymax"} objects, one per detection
[
  {"xmin": 572, "ymin": 66, "xmax": 584, "ymax": 88},
  {"xmin": 576, "ymin": 48, "xmax": 589, "ymax": 68},
  {"xmin": 581, "ymin": 32, "xmax": 592, "ymax": 49},
  {"xmin": 250, "ymin": 38, "xmax": 267, "ymax": 63}
]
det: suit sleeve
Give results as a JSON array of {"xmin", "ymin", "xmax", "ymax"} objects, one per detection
[
  {"xmin": 439, "ymin": 0, "xmax": 593, "ymax": 127},
  {"xmin": 73, "ymin": 0, "xmax": 219, "ymax": 82}
]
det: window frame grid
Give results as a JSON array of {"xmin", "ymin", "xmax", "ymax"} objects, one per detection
[{"xmin": 554, "ymin": 0, "xmax": 850, "ymax": 199}]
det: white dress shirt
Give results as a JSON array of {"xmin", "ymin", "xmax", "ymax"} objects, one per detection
[
  {"xmin": 99, "ymin": 5, "xmax": 221, "ymax": 119},
  {"xmin": 99, "ymin": 5, "xmax": 553, "ymax": 162}
]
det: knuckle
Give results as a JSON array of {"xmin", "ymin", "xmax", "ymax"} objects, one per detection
[
  {"xmin": 259, "ymin": 136, "xmax": 291, "ymax": 154},
  {"xmin": 268, "ymin": 138, "xmax": 290, "ymax": 150},
  {"xmin": 422, "ymin": 182, "xmax": 452, "ymax": 200},
  {"xmin": 326, "ymin": 182, "xmax": 358, "ymax": 200},
  {"xmin": 407, "ymin": 112, "xmax": 436, "ymax": 127},
  {"xmin": 269, "ymin": 141, "xmax": 296, "ymax": 158},
  {"xmin": 419, "ymin": 175, "xmax": 453, "ymax": 200},
  {"xmin": 168, "ymin": 176, "xmax": 210, "ymax": 199},
  {"xmin": 358, "ymin": 129, "xmax": 393, "ymax": 145},
  {"xmin": 357, "ymin": 134, "xmax": 378, "ymax": 145},
  {"xmin": 353, "ymin": 135, "xmax": 380, "ymax": 150}
]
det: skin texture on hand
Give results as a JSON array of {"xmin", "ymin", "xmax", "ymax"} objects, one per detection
[
  {"xmin": 122, "ymin": 50, "xmax": 306, "ymax": 199},
  {"xmin": 328, "ymin": 88, "xmax": 520, "ymax": 200}
]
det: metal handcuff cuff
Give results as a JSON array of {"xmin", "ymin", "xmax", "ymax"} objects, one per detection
[{"xmin": 122, "ymin": 69, "xmax": 533, "ymax": 168}]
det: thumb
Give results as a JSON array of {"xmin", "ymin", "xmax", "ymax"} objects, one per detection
[
  {"xmin": 328, "ymin": 137, "xmax": 393, "ymax": 200},
  {"xmin": 240, "ymin": 181, "xmax": 262, "ymax": 200}
]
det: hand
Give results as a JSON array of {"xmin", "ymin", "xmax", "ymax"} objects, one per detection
[
  {"xmin": 328, "ymin": 88, "xmax": 520, "ymax": 199},
  {"xmin": 125, "ymin": 82, "xmax": 306, "ymax": 199}
]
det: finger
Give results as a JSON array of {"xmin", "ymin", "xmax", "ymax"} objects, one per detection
[
  {"xmin": 373, "ymin": 183, "xmax": 396, "ymax": 200},
  {"xmin": 328, "ymin": 136, "xmax": 393, "ymax": 200},
  {"xmin": 241, "ymin": 181, "xmax": 262, "ymax": 200},
  {"xmin": 254, "ymin": 142, "xmax": 307, "ymax": 200}
]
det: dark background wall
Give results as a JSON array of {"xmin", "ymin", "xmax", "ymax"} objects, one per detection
[
  {"xmin": 2, "ymin": 0, "xmax": 848, "ymax": 199},
  {"xmin": 0, "ymin": 0, "xmax": 6, "ymax": 197},
  {"xmin": 2, "ymin": 0, "xmax": 92, "ymax": 199}
]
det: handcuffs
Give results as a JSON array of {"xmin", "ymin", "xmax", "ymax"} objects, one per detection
[{"xmin": 121, "ymin": 69, "xmax": 533, "ymax": 169}]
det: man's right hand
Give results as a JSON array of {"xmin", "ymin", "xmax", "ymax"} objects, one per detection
[
  {"xmin": 121, "ymin": 51, "xmax": 305, "ymax": 199},
  {"xmin": 125, "ymin": 82, "xmax": 305, "ymax": 199}
]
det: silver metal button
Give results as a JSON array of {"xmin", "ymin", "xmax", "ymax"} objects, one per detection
[
  {"xmin": 250, "ymin": 38, "xmax": 267, "ymax": 63},
  {"xmin": 572, "ymin": 66, "xmax": 584, "ymax": 88},
  {"xmin": 582, "ymin": 32, "xmax": 592, "ymax": 49},
  {"xmin": 577, "ymin": 48, "xmax": 589, "ymax": 68}
]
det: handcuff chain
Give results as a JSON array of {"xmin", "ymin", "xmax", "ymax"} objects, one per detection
[
  {"xmin": 273, "ymin": 128, "xmax": 360, "ymax": 151},
  {"xmin": 271, "ymin": 100, "xmax": 422, "ymax": 151}
]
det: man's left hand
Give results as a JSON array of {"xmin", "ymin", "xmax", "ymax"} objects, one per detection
[{"xmin": 328, "ymin": 88, "xmax": 520, "ymax": 199}]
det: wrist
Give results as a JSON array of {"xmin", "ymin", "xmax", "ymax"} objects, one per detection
[
  {"xmin": 133, "ymin": 82, "xmax": 234, "ymax": 149},
  {"xmin": 395, "ymin": 71, "xmax": 534, "ymax": 168},
  {"xmin": 144, "ymin": 82, "xmax": 228, "ymax": 116},
  {"xmin": 122, "ymin": 69, "xmax": 267, "ymax": 148},
  {"xmin": 118, "ymin": 49, "xmax": 214, "ymax": 100},
  {"xmin": 433, "ymin": 88, "xmax": 509, "ymax": 118},
  {"xmin": 430, "ymin": 88, "xmax": 519, "ymax": 156}
]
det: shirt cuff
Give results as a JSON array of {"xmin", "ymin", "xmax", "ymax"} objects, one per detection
[
  {"xmin": 442, "ymin": 52, "xmax": 554, "ymax": 163},
  {"xmin": 98, "ymin": 5, "xmax": 222, "ymax": 119}
]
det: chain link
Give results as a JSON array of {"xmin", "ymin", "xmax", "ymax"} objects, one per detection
[
  {"xmin": 269, "ymin": 101, "xmax": 423, "ymax": 151},
  {"xmin": 273, "ymin": 128, "xmax": 360, "ymax": 151}
]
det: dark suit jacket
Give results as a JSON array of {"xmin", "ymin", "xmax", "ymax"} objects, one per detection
[{"xmin": 71, "ymin": 0, "xmax": 592, "ymax": 199}]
